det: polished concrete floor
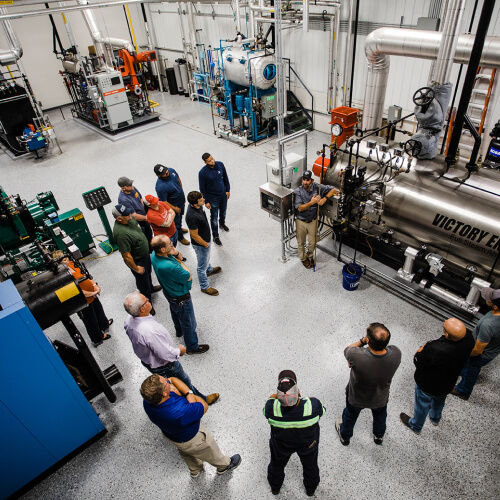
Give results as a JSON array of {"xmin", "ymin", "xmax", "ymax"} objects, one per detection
[{"xmin": 2, "ymin": 91, "xmax": 499, "ymax": 500}]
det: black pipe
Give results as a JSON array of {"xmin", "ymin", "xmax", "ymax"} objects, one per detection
[
  {"xmin": 463, "ymin": 114, "xmax": 481, "ymax": 170},
  {"xmin": 348, "ymin": 0, "xmax": 360, "ymax": 107},
  {"xmin": 445, "ymin": 0, "xmax": 496, "ymax": 168},
  {"xmin": 45, "ymin": 3, "xmax": 65, "ymax": 55},
  {"xmin": 440, "ymin": 0, "xmax": 480, "ymax": 155}
]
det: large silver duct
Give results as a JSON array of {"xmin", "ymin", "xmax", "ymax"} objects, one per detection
[
  {"xmin": 0, "ymin": 7, "xmax": 23, "ymax": 65},
  {"xmin": 363, "ymin": 28, "xmax": 500, "ymax": 130},
  {"xmin": 76, "ymin": 0, "xmax": 135, "ymax": 68},
  {"xmin": 429, "ymin": 0, "xmax": 465, "ymax": 84}
]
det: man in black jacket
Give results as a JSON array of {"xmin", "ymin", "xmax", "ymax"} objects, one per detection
[
  {"xmin": 400, "ymin": 317, "xmax": 474, "ymax": 434},
  {"xmin": 263, "ymin": 370, "xmax": 326, "ymax": 497}
]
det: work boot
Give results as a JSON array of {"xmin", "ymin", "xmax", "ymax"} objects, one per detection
[
  {"xmin": 201, "ymin": 287, "xmax": 219, "ymax": 296},
  {"xmin": 180, "ymin": 237, "xmax": 190, "ymax": 246},
  {"xmin": 182, "ymin": 228, "xmax": 188, "ymax": 234},
  {"xmin": 302, "ymin": 259, "xmax": 311, "ymax": 268},
  {"xmin": 220, "ymin": 224, "xmax": 230, "ymax": 232},
  {"xmin": 186, "ymin": 344, "xmax": 210, "ymax": 355},
  {"xmin": 214, "ymin": 237, "xmax": 223, "ymax": 246},
  {"xmin": 207, "ymin": 267, "xmax": 222, "ymax": 276},
  {"xmin": 152, "ymin": 285, "xmax": 162, "ymax": 293},
  {"xmin": 206, "ymin": 393, "xmax": 220, "ymax": 405}
]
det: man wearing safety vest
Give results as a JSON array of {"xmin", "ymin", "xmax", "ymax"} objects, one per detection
[{"xmin": 263, "ymin": 370, "xmax": 326, "ymax": 496}]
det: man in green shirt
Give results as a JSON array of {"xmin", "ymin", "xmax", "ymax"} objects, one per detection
[
  {"xmin": 151, "ymin": 234, "xmax": 209, "ymax": 355},
  {"xmin": 112, "ymin": 204, "xmax": 160, "ymax": 311}
]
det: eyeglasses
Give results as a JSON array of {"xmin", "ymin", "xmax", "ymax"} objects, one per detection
[
  {"xmin": 163, "ymin": 379, "xmax": 171, "ymax": 393},
  {"xmin": 141, "ymin": 298, "xmax": 150, "ymax": 309}
]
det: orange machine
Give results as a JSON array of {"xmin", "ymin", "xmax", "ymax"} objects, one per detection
[{"xmin": 117, "ymin": 49, "xmax": 157, "ymax": 96}]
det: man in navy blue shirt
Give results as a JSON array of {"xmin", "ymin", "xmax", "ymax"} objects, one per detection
[
  {"xmin": 154, "ymin": 164, "xmax": 190, "ymax": 246},
  {"xmin": 141, "ymin": 374, "xmax": 241, "ymax": 478},
  {"xmin": 117, "ymin": 176, "xmax": 153, "ymax": 244},
  {"xmin": 199, "ymin": 153, "xmax": 231, "ymax": 246}
]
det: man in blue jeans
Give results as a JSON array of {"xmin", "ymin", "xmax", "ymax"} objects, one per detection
[
  {"xmin": 335, "ymin": 323, "xmax": 401, "ymax": 446},
  {"xmin": 199, "ymin": 153, "xmax": 230, "ymax": 247},
  {"xmin": 185, "ymin": 191, "xmax": 222, "ymax": 297},
  {"xmin": 452, "ymin": 287, "xmax": 500, "ymax": 401},
  {"xmin": 151, "ymin": 234, "xmax": 209, "ymax": 355},
  {"xmin": 400, "ymin": 318, "xmax": 473, "ymax": 434},
  {"xmin": 123, "ymin": 291, "xmax": 218, "ymax": 404}
]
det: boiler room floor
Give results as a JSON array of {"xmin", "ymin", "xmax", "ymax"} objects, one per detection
[{"xmin": 1, "ymin": 90, "xmax": 499, "ymax": 500}]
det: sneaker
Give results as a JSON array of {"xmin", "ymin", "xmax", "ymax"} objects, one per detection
[
  {"xmin": 217, "ymin": 454, "xmax": 241, "ymax": 475},
  {"xmin": 152, "ymin": 285, "xmax": 162, "ymax": 293},
  {"xmin": 180, "ymin": 238, "xmax": 190, "ymax": 246},
  {"xmin": 201, "ymin": 287, "xmax": 219, "ymax": 296},
  {"xmin": 186, "ymin": 344, "xmax": 209, "ymax": 355},
  {"xmin": 400, "ymin": 413, "xmax": 420, "ymax": 435},
  {"xmin": 182, "ymin": 228, "xmax": 188, "ymax": 234},
  {"xmin": 207, "ymin": 266, "xmax": 222, "ymax": 276},
  {"xmin": 220, "ymin": 224, "xmax": 230, "ymax": 232},
  {"xmin": 451, "ymin": 387, "xmax": 469, "ymax": 400},
  {"xmin": 214, "ymin": 237, "xmax": 223, "ymax": 246},
  {"xmin": 373, "ymin": 434, "xmax": 383, "ymax": 445},
  {"xmin": 335, "ymin": 416, "xmax": 349, "ymax": 446},
  {"xmin": 190, "ymin": 467, "xmax": 204, "ymax": 478},
  {"xmin": 207, "ymin": 393, "xmax": 220, "ymax": 405}
]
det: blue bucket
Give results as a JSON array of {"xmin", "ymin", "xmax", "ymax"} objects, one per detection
[{"xmin": 342, "ymin": 263, "xmax": 363, "ymax": 291}]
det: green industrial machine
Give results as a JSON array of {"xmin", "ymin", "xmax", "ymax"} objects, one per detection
[{"xmin": 0, "ymin": 185, "xmax": 94, "ymax": 283}]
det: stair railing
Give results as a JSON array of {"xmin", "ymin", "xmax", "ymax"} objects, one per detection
[{"xmin": 283, "ymin": 58, "xmax": 314, "ymax": 129}]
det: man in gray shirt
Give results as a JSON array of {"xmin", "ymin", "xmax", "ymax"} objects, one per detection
[
  {"xmin": 336, "ymin": 323, "xmax": 401, "ymax": 446},
  {"xmin": 123, "ymin": 291, "xmax": 219, "ymax": 405},
  {"xmin": 293, "ymin": 170, "xmax": 337, "ymax": 268},
  {"xmin": 452, "ymin": 287, "xmax": 500, "ymax": 400}
]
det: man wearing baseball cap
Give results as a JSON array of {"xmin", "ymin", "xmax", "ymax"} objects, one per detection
[
  {"xmin": 144, "ymin": 194, "xmax": 179, "ymax": 248},
  {"xmin": 293, "ymin": 170, "xmax": 337, "ymax": 268},
  {"xmin": 117, "ymin": 177, "xmax": 153, "ymax": 244},
  {"xmin": 452, "ymin": 287, "xmax": 500, "ymax": 400},
  {"xmin": 154, "ymin": 164, "xmax": 190, "ymax": 246},
  {"xmin": 263, "ymin": 370, "xmax": 326, "ymax": 496}
]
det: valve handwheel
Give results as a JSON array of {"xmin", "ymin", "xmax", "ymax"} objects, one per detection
[
  {"xmin": 413, "ymin": 87, "xmax": 435, "ymax": 107},
  {"xmin": 404, "ymin": 139, "xmax": 422, "ymax": 157}
]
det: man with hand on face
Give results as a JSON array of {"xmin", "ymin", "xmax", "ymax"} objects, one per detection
[
  {"xmin": 123, "ymin": 291, "xmax": 219, "ymax": 405},
  {"xmin": 140, "ymin": 374, "xmax": 241, "ymax": 478},
  {"xmin": 185, "ymin": 191, "xmax": 221, "ymax": 297},
  {"xmin": 150, "ymin": 234, "xmax": 209, "ymax": 355},
  {"xmin": 293, "ymin": 170, "xmax": 337, "ymax": 268},
  {"xmin": 154, "ymin": 164, "xmax": 190, "ymax": 246},
  {"xmin": 199, "ymin": 153, "xmax": 230, "ymax": 247},
  {"xmin": 264, "ymin": 370, "xmax": 326, "ymax": 497}
]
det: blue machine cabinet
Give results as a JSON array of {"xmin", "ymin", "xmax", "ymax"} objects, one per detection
[{"xmin": 0, "ymin": 280, "xmax": 106, "ymax": 499}]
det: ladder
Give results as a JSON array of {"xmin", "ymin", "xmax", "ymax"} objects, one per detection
[{"xmin": 449, "ymin": 67, "xmax": 496, "ymax": 162}]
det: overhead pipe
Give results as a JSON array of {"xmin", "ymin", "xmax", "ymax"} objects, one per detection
[
  {"xmin": 0, "ymin": 7, "xmax": 23, "ymax": 65},
  {"xmin": 429, "ymin": 0, "xmax": 465, "ymax": 84},
  {"xmin": 233, "ymin": 0, "xmax": 242, "ymax": 33},
  {"xmin": 362, "ymin": 28, "xmax": 500, "ymax": 131},
  {"xmin": 302, "ymin": 0, "xmax": 309, "ymax": 32},
  {"xmin": 342, "ymin": 0, "xmax": 354, "ymax": 106}
]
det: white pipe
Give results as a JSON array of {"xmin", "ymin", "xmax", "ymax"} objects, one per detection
[
  {"xmin": 303, "ymin": 0, "xmax": 309, "ymax": 32},
  {"xmin": 342, "ymin": 0, "xmax": 354, "ymax": 106},
  {"xmin": 233, "ymin": 0, "xmax": 242, "ymax": 33},
  {"xmin": 362, "ymin": 28, "xmax": 500, "ymax": 130},
  {"xmin": 0, "ymin": 7, "xmax": 23, "ymax": 65},
  {"xmin": 254, "ymin": 17, "xmax": 293, "ymax": 24},
  {"xmin": 248, "ymin": 0, "xmax": 255, "ymax": 38}
]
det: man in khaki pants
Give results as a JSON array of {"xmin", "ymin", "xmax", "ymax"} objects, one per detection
[
  {"xmin": 141, "ymin": 374, "xmax": 241, "ymax": 478},
  {"xmin": 294, "ymin": 170, "xmax": 337, "ymax": 268}
]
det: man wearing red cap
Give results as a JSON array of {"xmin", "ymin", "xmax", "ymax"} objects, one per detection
[
  {"xmin": 452, "ymin": 287, "xmax": 500, "ymax": 400},
  {"xmin": 263, "ymin": 370, "xmax": 326, "ymax": 496},
  {"xmin": 144, "ymin": 194, "xmax": 179, "ymax": 247}
]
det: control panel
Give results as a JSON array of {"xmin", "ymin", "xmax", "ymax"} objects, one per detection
[
  {"xmin": 261, "ymin": 94, "xmax": 276, "ymax": 119},
  {"xmin": 82, "ymin": 186, "xmax": 112, "ymax": 211}
]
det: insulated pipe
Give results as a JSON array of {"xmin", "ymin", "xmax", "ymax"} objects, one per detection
[
  {"xmin": 302, "ymin": 0, "xmax": 309, "ymax": 32},
  {"xmin": 429, "ymin": 0, "xmax": 465, "ymax": 84},
  {"xmin": 342, "ymin": 0, "xmax": 354, "ymax": 106},
  {"xmin": 0, "ymin": 7, "xmax": 23, "ymax": 65},
  {"xmin": 362, "ymin": 28, "xmax": 500, "ymax": 131},
  {"xmin": 233, "ymin": 0, "xmax": 242, "ymax": 33},
  {"xmin": 248, "ymin": 0, "xmax": 256, "ymax": 38}
]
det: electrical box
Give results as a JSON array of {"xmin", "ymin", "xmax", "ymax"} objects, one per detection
[
  {"xmin": 44, "ymin": 208, "xmax": 95, "ymax": 253},
  {"xmin": 93, "ymin": 71, "xmax": 133, "ymax": 130},
  {"xmin": 261, "ymin": 93, "xmax": 276, "ymax": 119},
  {"xmin": 266, "ymin": 152, "xmax": 306, "ymax": 189},
  {"xmin": 260, "ymin": 182, "xmax": 294, "ymax": 221},
  {"xmin": 0, "ymin": 280, "xmax": 105, "ymax": 499}
]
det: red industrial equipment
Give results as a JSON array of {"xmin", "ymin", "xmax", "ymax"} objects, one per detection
[{"xmin": 117, "ymin": 49, "xmax": 157, "ymax": 96}]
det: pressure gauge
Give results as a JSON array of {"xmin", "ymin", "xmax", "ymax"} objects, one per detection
[{"xmin": 331, "ymin": 123, "xmax": 343, "ymax": 136}]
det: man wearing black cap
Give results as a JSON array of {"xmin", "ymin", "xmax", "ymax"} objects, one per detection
[
  {"xmin": 117, "ymin": 176, "xmax": 153, "ymax": 243},
  {"xmin": 293, "ymin": 170, "xmax": 337, "ymax": 268},
  {"xmin": 112, "ymin": 204, "xmax": 160, "ymax": 310},
  {"xmin": 154, "ymin": 164, "xmax": 190, "ymax": 246},
  {"xmin": 452, "ymin": 287, "xmax": 500, "ymax": 400},
  {"xmin": 263, "ymin": 370, "xmax": 326, "ymax": 496}
]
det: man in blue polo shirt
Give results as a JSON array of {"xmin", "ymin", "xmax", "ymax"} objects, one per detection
[
  {"xmin": 154, "ymin": 164, "xmax": 190, "ymax": 246},
  {"xmin": 141, "ymin": 374, "xmax": 241, "ymax": 478},
  {"xmin": 199, "ymin": 153, "xmax": 230, "ymax": 247},
  {"xmin": 150, "ymin": 234, "xmax": 209, "ymax": 355}
]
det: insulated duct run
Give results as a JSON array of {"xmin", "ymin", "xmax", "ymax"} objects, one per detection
[
  {"xmin": 363, "ymin": 28, "xmax": 500, "ymax": 131},
  {"xmin": 0, "ymin": 7, "xmax": 23, "ymax": 65}
]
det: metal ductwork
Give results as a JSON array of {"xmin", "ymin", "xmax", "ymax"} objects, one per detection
[
  {"xmin": 362, "ymin": 28, "xmax": 500, "ymax": 131},
  {"xmin": 0, "ymin": 7, "xmax": 23, "ymax": 65},
  {"xmin": 76, "ymin": 0, "xmax": 135, "ymax": 68}
]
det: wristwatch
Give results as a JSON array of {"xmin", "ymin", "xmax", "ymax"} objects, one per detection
[{"xmin": 184, "ymin": 390, "xmax": 194, "ymax": 397}]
